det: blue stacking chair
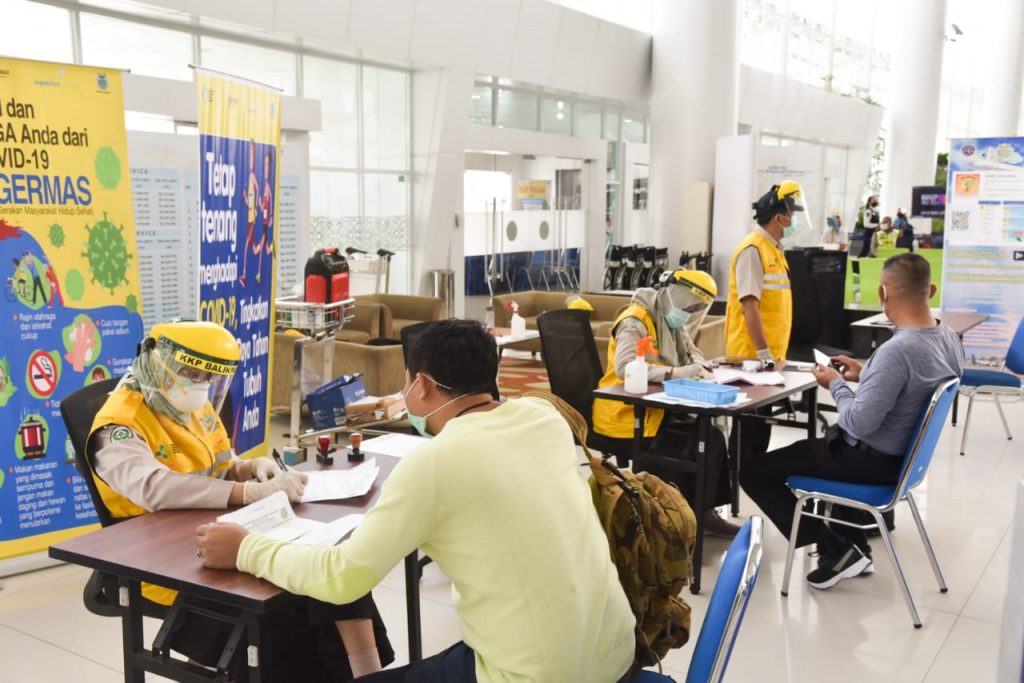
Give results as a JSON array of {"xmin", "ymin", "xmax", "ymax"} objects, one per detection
[
  {"xmin": 632, "ymin": 516, "xmax": 764, "ymax": 683},
  {"xmin": 780, "ymin": 379, "xmax": 959, "ymax": 628},
  {"xmin": 958, "ymin": 317, "xmax": 1024, "ymax": 455}
]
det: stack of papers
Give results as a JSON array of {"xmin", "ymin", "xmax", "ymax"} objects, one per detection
[
  {"xmin": 217, "ymin": 491, "xmax": 363, "ymax": 546},
  {"xmin": 646, "ymin": 391, "xmax": 751, "ymax": 408},
  {"xmin": 299, "ymin": 459, "xmax": 380, "ymax": 503},
  {"xmin": 360, "ymin": 433, "xmax": 428, "ymax": 460},
  {"xmin": 712, "ymin": 368, "xmax": 786, "ymax": 386}
]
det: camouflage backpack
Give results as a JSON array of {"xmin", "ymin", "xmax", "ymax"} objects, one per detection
[{"xmin": 524, "ymin": 392, "xmax": 697, "ymax": 667}]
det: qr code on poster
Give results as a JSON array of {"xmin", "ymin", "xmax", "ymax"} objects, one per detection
[{"xmin": 950, "ymin": 210, "xmax": 970, "ymax": 231}]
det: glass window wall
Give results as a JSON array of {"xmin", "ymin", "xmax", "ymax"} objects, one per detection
[
  {"xmin": 0, "ymin": 0, "xmax": 73, "ymax": 63},
  {"xmin": 303, "ymin": 56, "xmax": 358, "ymax": 169},
  {"xmin": 496, "ymin": 89, "xmax": 538, "ymax": 131},
  {"xmin": 81, "ymin": 13, "xmax": 193, "ymax": 81},
  {"xmin": 200, "ymin": 37, "xmax": 297, "ymax": 95},
  {"xmin": 541, "ymin": 98, "xmax": 572, "ymax": 135},
  {"xmin": 362, "ymin": 67, "xmax": 409, "ymax": 171}
]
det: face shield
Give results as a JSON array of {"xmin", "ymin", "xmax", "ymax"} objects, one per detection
[
  {"xmin": 775, "ymin": 181, "xmax": 818, "ymax": 247},
  {"xmin": 150, "ymin": 337, "xmax": 237, "ymax": 417},
  {"xmin": 658, "ymin": 270, "xmax": 716, "ymax": 335}
]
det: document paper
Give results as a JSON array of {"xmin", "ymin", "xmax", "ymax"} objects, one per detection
[
  {"xmin": 712, "ymin": 368, "xmax": 786, "ymax": 386},
  {"xmin": 299, "ymin": 459, "xmax": 381, "ymax": 503},
  {"xmin": 360, "ymin": 433, "xmax": 429, "ymax": 460},
  {"xmin": 217, "ymin": 491, "xmax": 364, "ymax": 546}
]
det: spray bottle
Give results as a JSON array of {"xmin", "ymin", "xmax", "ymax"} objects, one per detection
[
  {"xmin": 510, "ymin": 301, "xmax": 527, "ymax": 338},
  {"xmin": 625, "ymin": 336, "xmax": 655, "ymax": 394}
]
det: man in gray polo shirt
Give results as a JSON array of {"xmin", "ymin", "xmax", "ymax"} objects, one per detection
[{"xmin": 739, "ymin": 253, "xmax": 964, "ymax": 589}]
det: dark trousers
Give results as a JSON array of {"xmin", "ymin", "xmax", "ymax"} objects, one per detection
[
  {"xmin": 171, "ymin": 592, "xmax": 394, "ymax": 683},
  {"xmin": 602, "ymin": 416, "xmax": 732, "ymax": 510},
  {"xmin": 739, "ymin": 434, "xmax": 902, "ymax": 553},
  {"xmin": 360, "ymin": 642, "xmax": 477, "ymax": 682}
]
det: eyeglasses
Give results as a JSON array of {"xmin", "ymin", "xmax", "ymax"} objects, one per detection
[{"xmin": 177, "ymin": 365, "xmax": 215, "ymax": 384}]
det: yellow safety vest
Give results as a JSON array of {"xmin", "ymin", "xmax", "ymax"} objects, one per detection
[
  {"xmin": 593, "ymin": 304, "xmax": 668, "ymax": 439},
  {"xmin": 87, "ymin": 389, "xmax": 234, "ymax": 605},
  {"xmin": 725, "ymin": 231, "xmax": 792, "ymax": 362},
  {"xmin": 876, "ymin": 229, "xmax": 897, "ymax": 249}
]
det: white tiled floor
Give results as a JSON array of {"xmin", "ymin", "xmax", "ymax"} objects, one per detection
[{"xmin": 0, "ymin": 393, "xmax": 1016, "ymax": 681}]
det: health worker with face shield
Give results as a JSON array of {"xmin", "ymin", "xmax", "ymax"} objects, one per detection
[
  {"xmin": 726, "ymin": 181, "xmax": 803, "ymax": 368},
  {"xmin": 726, "ymin": 182, "xmax": 802, "ymax": 483},
  {"xmin": 86, "ymin": 320, "xmax": 393, "ymax": 682},
  {"xmin": 592, "ymin": 269, "xmax": 740, "ymax": 537}
]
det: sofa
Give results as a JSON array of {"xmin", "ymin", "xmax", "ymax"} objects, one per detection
[
  {"xmin": 492, "ymin": 290, "xmax": 727, "ymax": 369},
  {"xmin": 354, "ymin": 294, "xmax": 444, "ymax": 338}
]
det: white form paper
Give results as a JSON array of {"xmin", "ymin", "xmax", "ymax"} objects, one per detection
[
  {"xmin": 645, "ymin": 391, "xmax": 751, "ymax": 409},
  {"xmin": 292, "ymin": 514, "xmax": 364, "ymax": 546},
  {"xmin": 360, "ymin": 434, "xmax": 429, "ymax": 460},
  {"xmin": 299, "ymin": 459, "xmax": 380, "ymax": 503},
  {"xmin": 217, "ymin": 492, "xmax": 364, "ymax": 547},
  {"xmin": 218, "ymin": 491, "xmax": 325, "ymax": 543},
  {"xmin": 712, "ymin": 368, "xmax": 786, "ymax": 386}
]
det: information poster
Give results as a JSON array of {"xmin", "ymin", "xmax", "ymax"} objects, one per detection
[
  {"xmin": 943, "ymin": 137, "xmax": 1024, "ymax": 364},
  {"xmin": 0, "ymin": 59, "xmax": 143, "ymax": 559},
  {"xmin": 196, "ymin": 69, "xmax": 280, "ymax": 457}
]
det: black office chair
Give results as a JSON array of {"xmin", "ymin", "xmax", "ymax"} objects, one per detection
[
  {"xmin": 61, "ymin": 378, "xmax": 169, "ymax": 619},
  {"xmin": 535, "ymin": 309, "xmax": 633, "ymax": 462},
  {"xmin": 401, "ymin": 321, "xmax": 501, "ymax": 401}
]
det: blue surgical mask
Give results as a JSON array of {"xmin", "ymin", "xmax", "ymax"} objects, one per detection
[
  {"xmin": 782, "ymin": 214, "xmax": 796, "ymax": 238},
  {"xmin": 664, "ymin": 306, "xmax": 690, "ymax": 331},
  {"xmin": 403, "ymin": 376, "xmax": 468, "ymax": 437}
]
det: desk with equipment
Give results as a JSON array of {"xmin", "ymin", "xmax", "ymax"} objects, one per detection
[
  {"xmin": 849, "ymin": 310, "xmax": 988, "ymax": 357},
  {"xmin": 593, "ymin": 370, "xmax": 818, "ymax": 593},
  {"xmin": 49, "ymin": 451, "xmax": 423, "ymax": 683}
]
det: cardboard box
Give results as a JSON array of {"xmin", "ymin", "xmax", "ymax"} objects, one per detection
[
  {"xmin": 306, "ymin": 374, "xmax": 367, "ymax": 430},
  {"xmin": 345, "ymin": 393, "xmax": 405, "ymax": 423}
]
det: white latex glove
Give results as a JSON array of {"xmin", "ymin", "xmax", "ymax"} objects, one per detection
[
  {"xmin": 243, "ymin": 471, "xmax": 309, "ymax": 504},
  {"xmin": 250, "ymin": 457, "xmax": 282, "ymax": 482},
  {"xmin": 671, "ymin": 363, "xmax": 713, "ymax": 381},
  {"xmin": 756, "ymin": 348, "xmax": 776, "ymax": 370}
]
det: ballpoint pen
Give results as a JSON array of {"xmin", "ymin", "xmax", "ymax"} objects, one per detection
[{"xmin": 272, "ymin": 448, "xmax": 289, "ymax": 471}]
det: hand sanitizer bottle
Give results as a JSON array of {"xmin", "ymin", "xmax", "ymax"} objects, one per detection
[
  {"xmin": 510, "ymin": 302, "xmax": 526, "ymax": 338},
  {"xmin": 625, "ymin": 336, "xmax": 655, "ymax": 394}
]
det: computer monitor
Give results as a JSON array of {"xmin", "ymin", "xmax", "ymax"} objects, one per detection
[{"xmin": 911, "ymin": 185, "xmax": 946, "ymax": 218}]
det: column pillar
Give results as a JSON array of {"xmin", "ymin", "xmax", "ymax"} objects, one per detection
[
  {"xmin": 410, "ymin": 68, "xmax": 473, "ymax": 314},
  {"xmin": 881, "ymin": 0, "xmax": 948, "ymax": 214},
  {"xmin": 649, "ymin": 0, "xmax": 740, "ymax": 259},
  {"xmin": 979, "ymin": 0, "xmax": 1024, "ymax": 136}
]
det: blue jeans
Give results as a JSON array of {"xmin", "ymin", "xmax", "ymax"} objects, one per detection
[{"xmin": 359, "ymin": 642, "xmax": 476, "ymax": 682}]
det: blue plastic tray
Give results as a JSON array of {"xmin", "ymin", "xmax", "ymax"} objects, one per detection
[{"xmin": 663, "ymin": 379, "xmax": 739, "ymax": 405}]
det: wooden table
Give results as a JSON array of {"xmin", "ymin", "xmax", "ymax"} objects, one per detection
[
  {"xmin": 49, "ymin": 453, "xmax": 421, "ymax": 682},
  {"xmin": 594, "ymin": 371, "xmax": 819, "ymax": 593}
]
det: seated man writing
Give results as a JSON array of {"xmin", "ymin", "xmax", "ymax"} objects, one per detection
[
  {"xmin": 197, "ymin": 319, "xmax": 637, "ymax": 682},
  {"xmin": 739, "ymin": 254, "xmax": 964, "ymax": 588},
  {"xmin": 87, "ymin": 320, "xmax": 392, "ymax": 681}
]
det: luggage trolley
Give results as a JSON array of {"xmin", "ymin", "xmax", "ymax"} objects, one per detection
[
  {"xmin": 344, "ymin": 247, "xmax": 395, "ymax": 295},
  {"xmin": 275, "ymin": 296, "xmax": 357, "ymax": 448}
]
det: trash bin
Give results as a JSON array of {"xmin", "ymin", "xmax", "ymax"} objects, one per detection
[{"xmin": 431, "ymin": 269, "xmax": 455, "ymax": 319}]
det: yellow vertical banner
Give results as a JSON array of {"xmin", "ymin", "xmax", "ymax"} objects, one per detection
[
  {"xmin": 0, "ymin": 59, "xmax": 143, "ymax": 559},
  {"xmin": 195, "ymin": 69, "xmax": 280, "ymax": 457}
]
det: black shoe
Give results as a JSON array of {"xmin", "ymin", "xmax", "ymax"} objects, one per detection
[
  {"xmin": 702, "ymin": 509, "xmax": 741, "ymax": 538},
  {"xmin": 806, "ymin": 543, "xmax": 872, "ymax": 589}
]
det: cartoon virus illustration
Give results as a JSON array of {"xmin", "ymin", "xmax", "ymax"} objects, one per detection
[
  {"xmin": 48, "ymin": 222, "xmax": 65, "ymax": 249},
  {"xmin": 82, "ymin": 213, "xmax": 132, "ymax": 293},
  {"xmin": 94, "ymin": 146, "xmax": 122, "ymax": 190},
  {"xmin": 64, "ymin": 269, "xmax": 85, "ymax": 301},
  {"xmin": 125, "ymin": 293, "xmax": 138, "ymax": 314}
]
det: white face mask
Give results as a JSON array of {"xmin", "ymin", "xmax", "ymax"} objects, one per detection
[{"xmin": 165, "ymin": 380, "xmax": 210, "ymax": 414}]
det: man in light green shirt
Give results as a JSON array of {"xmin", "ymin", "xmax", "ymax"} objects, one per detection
[{"xmin": 197, "ymin": 319, "xmax": 636, "ymax": 682}]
